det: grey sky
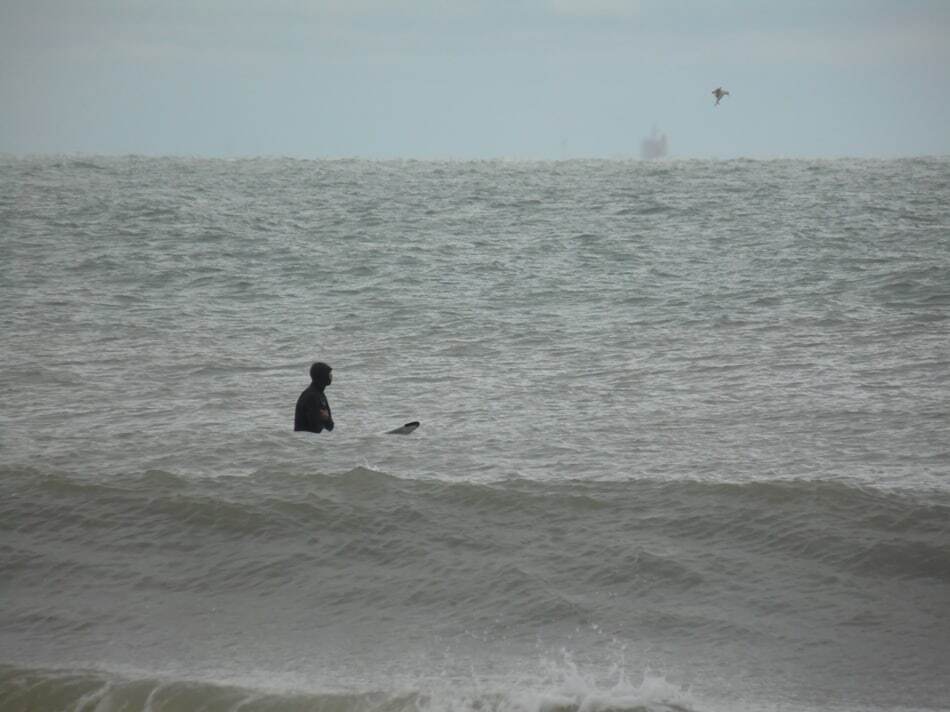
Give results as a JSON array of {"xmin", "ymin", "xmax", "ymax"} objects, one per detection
[{"xmin": 2, "ymin": 0, "xmax": 949, "ymax": 158}]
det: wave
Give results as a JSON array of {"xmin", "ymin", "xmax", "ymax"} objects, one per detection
[
  {"xmin": 0, "ymin": 663, "xmax": 699, "ymax": 712},
  {"xmin": 4, "ymin": 466, "xmax": 948, "ymax": 586},
  {"xmin": 0, "ymin": 468, "xmax": 950, "ymax": 619},
  {"xmin": 4, "ymin": 463, "xmax": 949, "ymax": 703}
]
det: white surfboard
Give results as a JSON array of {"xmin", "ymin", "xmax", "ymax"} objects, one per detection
[{"xmin": 386, "ymin": 421, "xmax": 420, "ymax": 435}]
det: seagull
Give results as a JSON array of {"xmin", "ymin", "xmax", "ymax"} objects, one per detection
[{"xmin": 712, "ymin": 87, "xmax": 729, "ymax": 106}]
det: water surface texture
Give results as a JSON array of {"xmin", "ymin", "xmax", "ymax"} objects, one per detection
[{"xmin": 2, "ymin": 157, "xmax": 949, "ymax": 711}]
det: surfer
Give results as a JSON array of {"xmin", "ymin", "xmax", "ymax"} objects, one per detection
[
  {"xmin": 294, "ymin": 362, "xmax": 334, "ymax": 433},
  {"xmin": 712, "ymin": 87, "xmax": 729, "ymax": 106}
]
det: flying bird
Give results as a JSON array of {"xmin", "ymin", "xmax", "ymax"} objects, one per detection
[{"xmin": 712, "ymin": 87, "xmax": 729, "ymax": 106}]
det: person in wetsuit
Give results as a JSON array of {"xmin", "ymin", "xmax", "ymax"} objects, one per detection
[{"xmin": 294, "ymin": 362, "xmax": 334, "ymax": 433}]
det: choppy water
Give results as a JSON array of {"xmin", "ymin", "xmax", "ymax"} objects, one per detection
[{"xmin": 1, "ymin": 156, "xmax": 949, "ymax": 711}]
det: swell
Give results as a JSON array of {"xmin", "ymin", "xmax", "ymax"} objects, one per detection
[
  {"xmin": 4, "ymin": 464, "xmax": 948, "ymax": 664},
  {"xmin": 3, "ymin": 465, "xmax": 948, "ymax": 587}
]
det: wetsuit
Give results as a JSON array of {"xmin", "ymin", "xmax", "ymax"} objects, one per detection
[{"xmin": 294, "ymin": 384, "xmax": 334, "ymax": 433}]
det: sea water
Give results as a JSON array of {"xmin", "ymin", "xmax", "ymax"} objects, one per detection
[{"xmin": 1, "ymin": 156, "xmax": 948, "ymax": 711}]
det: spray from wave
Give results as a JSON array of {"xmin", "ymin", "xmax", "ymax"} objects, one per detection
[{"xmin": 0, "ymin": 656, "xmax": 700, "ymax": 712}]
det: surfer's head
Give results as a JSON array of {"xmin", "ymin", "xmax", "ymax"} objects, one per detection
[{"xmin": 310, "ymin": 362, "xmax": 332, "ymax": 387}]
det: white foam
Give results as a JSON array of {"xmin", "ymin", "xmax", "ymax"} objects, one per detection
[{"xmin": 409, "ymin": 651, "xmax": 699, "ymax": 712}]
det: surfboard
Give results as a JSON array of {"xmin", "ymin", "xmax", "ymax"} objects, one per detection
[{"xmin": 386, "ymin": 421, "xmax": 420, "ymax": 435}]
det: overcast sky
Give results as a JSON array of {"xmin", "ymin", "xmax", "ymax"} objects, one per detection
[{"xmin": 2, "ymin": 0, "xmax": 949, "ymax": 158}]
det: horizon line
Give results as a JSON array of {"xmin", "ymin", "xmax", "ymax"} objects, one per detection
[{"xmin": 2, "ymin": 151, "xmax": 948, "ymax": 162}]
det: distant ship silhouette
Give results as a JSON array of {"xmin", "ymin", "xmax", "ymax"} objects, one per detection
[{"xmin": 640, "ymin": 126, "xmax": 668, "ymax": 160}]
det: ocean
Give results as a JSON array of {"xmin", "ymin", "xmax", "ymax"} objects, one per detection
[{"xmin": 1, "ymin": 155, "xmax": 948, "ymax": 712}]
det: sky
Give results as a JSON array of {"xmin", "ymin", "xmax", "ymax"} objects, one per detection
[{"xmin": 2, "ymin": 0, "xmax": 949, "ymax": 159}]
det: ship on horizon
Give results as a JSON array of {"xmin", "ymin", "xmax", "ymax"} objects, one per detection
[{"xmin": 640, "ymin": 125, "xmax": 668, "ymax": 160}]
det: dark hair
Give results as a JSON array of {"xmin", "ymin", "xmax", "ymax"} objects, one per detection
[{"xmin": 310, "ymin": 361, "xmax": 332, "ymax": 384}]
